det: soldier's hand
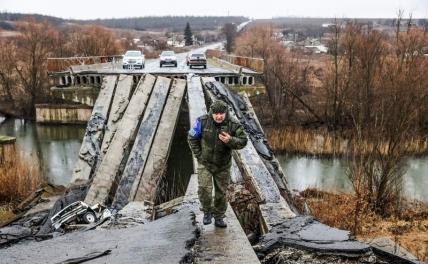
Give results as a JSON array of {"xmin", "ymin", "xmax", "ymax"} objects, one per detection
[{"xmin": 219, "ymin": 131, "xmax": 231, "ymax": 143}]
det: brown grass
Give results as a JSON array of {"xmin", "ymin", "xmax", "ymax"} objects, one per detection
[
  {"xmin": 295, "ymin": 188, "xmax": 428, "ymax": 262},
  {"xmin": 0, "ymin": 203, "xmax": 15, "ymax": 226},
  {"xmin": 0, "ymin": 145, "xmax": 42, "ymax": 202},
  {"xmin": 268, "ymin": 127, "xmax": 428, "ymax": 157}
]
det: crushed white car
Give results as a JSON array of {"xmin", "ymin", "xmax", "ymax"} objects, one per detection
[{"xmin": 51, "ymin": 201, "xmax": 102, "ymax": 230}]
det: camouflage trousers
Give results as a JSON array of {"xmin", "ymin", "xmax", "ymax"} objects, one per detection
[{"xmin": 197, "ymin": 164, "xmax": 230, "ymax": 219}]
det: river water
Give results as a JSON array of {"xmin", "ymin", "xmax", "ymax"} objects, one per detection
[
  {"xmin": 0, "ymin": 118, "xmax": 426, "ymax": 202},
  {"xmin": 277, "ymin": 155, "xmax": 428, "ymax": 202},
  {"xmin": 0, "ymin": 119, "xmax": 85, "ymax": 186}
]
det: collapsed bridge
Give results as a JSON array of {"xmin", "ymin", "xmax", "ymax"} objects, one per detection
[{"xmin": 0, "ymin": 57, "xmax": 417, "ymax": 263}]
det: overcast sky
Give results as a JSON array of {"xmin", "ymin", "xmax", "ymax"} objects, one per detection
[{"xmin": 1, "ymin": 0, "xmax": 427, "ymax": 19}]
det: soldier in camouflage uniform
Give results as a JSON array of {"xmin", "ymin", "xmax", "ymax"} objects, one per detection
[{"xmin": 188, "ymin": 100, "xmax": 248, "ymax": 227}]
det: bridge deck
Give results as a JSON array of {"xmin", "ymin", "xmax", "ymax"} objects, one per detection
[{"xmin": 68, "ymin": 59, "xmax": 257, "ymax": 76}]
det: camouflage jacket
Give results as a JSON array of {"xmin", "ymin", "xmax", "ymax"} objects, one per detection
[{"xmin": 187, "ymin": 112, "xmax": 248, "ymax": 172}]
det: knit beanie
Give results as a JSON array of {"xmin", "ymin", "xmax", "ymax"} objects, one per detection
[{"xmin": 210, "ymin": 100, "xmax": 228, "ymax": 114}]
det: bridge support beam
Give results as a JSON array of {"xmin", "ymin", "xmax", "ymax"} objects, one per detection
[
  {"xmin": 131, "ymin": 78, "xmax": 187, "ymax": 202},
  {"xmin": 70, "ymin": 75, "xmax": 117, "ymax": 185},
  {"xmin": 112, "ymin": 76, "xmax": 172, "ymax": 209},
  {"xmin": 99, "ymin": 75, "xmax": 133, "ymax": 160},
  {"xmin": 84, "ymin": 75, "xmax": 156, "ymax": 206}
]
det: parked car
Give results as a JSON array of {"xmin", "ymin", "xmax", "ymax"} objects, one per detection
[
  {"xmin": 188, "ymin": 53, "xmax": 207, "ymax": 69},
  {"xmin": 159, "ymin": 51, "xmax": 177, "ymax": 67},
  {"xmin": 122, "ymin": 50, "xmax": 145, "ymax": 69},
  {"xmin": 51, "ymin": 201, "xmax": 101, "ymax": 230}
]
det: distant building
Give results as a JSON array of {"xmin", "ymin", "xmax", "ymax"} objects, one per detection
[
  {"xmin": 322, "ymin": 23, "xmax": 335, "ymax": 28},
  {"xmin": 304, "ymin": 45, "xmax": 328, "ymax": 54}
]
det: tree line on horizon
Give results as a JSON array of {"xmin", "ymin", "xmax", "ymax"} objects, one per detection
[{"xmin": 0, "ymin": 12, "xmax": 247, "ymax": 31}]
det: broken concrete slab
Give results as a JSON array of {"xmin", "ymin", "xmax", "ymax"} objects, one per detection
[
  {"xmin": 367, "ymin": 237, "xmax": 422, "ymax": 264},
  {"xmin": 70, "ymin": 75, "xmax": 117, "ymax": 185},
  {"xmin": 84, "ymin": 75, "xmax": 156, "ymax": 206},
  {"xmin": 231, "ymin": 158, "xmax": 243, "ymax": 183},
  {"xmin": 132, "ymin": 78, "xmax": 186, "ymax": 202},
  {"xmin": 0, "ymin": 225, "xmax": 32, "ymax": 240},
  {"xmin": 99, "ymin": 74, "xmax": 133, "ymax": 160},
  {"xmin": 187, "ymin": 75, "xmax": 208, "ymax": 171},
  {"xmin": 0, "ymin": 208, "xmax": 198, "ymax": 264},
  {"xmin": 24, "ymin": 195, "xmax": 62, "ymax": 216},
  {"xmin": 255, "ymin": 216, "xmax": 371, "ymax": 256},
  {"xmin": 102, "ymin": 201, "xmax": 149, "ymax": 229},
  {"xmin": 240, "ymin": 93, "xmax": 294, "ymax": 206},
  {"xmin": 233, "ymin": 142, "xmax": 281, "ymax": 203},
  {"xmin": 112, "ymin": 76, "xmax": 171, "ymax": 209}
]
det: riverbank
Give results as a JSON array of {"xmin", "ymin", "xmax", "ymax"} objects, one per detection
[
  {"xmin": 293, "ymin": 188, "xmax": 428, "ymax": 262},
  {"xmin": 267, "ymin": 127, "xmax": 428, "ymax": 157},
  {"xmin": 0, "ymin": 136, "xmax": 42, "ymax": 227}
]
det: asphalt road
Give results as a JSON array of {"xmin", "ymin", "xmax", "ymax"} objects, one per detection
[{"xmin": 84, "ymin": 43, "xmax": 234, "ymax": 75}]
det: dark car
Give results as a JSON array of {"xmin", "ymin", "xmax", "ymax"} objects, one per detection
[{"xmin": 188, "ymin": 53, "xmax": 207, "ymax": 69}]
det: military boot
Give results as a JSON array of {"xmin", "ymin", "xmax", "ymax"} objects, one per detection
[
  {"xmin": 214, "ymin": 218, "xmax": 227, "ymax": 228},
  {"xmin": 203, "ymin": 212, "xmax": 212, "ymax": 225}
]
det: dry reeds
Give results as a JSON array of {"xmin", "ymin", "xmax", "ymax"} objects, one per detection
[
  {"xmin": 268, "ymin": 127, "xmax": 346, "ymax": 156},
  {"xmin": 268, "ymin": 127, "xmax": 428, "ymax": 157},
  {"xmin": 0, "ymin": 144, "xmax": 42, "ymax": 202}
]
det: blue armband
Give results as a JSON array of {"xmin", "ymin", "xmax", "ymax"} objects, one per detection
[{"xmin": 188, "ymin": 117, "xmax": 202, "ymax": 139}]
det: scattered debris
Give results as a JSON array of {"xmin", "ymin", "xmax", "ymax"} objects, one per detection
[
  {"xmin": 0, "ymin": 225, "xmax": 32, "ymax": 247},
  {"xmin": 260, "ymin": 246, "xmax": 384, "ymax": 264},
  {"xmin": 56, "ymin": 249, "xmax": 112, "ymax": 264}
]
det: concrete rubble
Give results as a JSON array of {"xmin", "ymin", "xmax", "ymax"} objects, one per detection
[{"xmin": 0, "ymin": 204, "xmax": 199, "ymax": 264}]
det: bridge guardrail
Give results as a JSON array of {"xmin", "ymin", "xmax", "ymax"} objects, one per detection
[
  {"xmin": 206, "ymin": 49, "xmax": 264, "ymax": 72},
  {"xmin": 47, "ymin": 55, "xmax": 123, "ymax": 73}
]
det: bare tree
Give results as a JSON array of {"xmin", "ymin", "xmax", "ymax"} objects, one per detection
[
  {"xmin": 14, "ymin": 19, "xmax": 59, "ymax": 117},
  {"xmin": 345, "ymin": 17, "xmax": 428, "ymax": 217},
  {"xmin": 222, "ymin": 23, "xmax": 237, "ymax": 53},
  {"xmin": 0, "ymin": 38, "xmax": 17, "ymax": 102},
  {"xmin": 67, "ymin": 25, "xmax": 121, "ymax": 56}
]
